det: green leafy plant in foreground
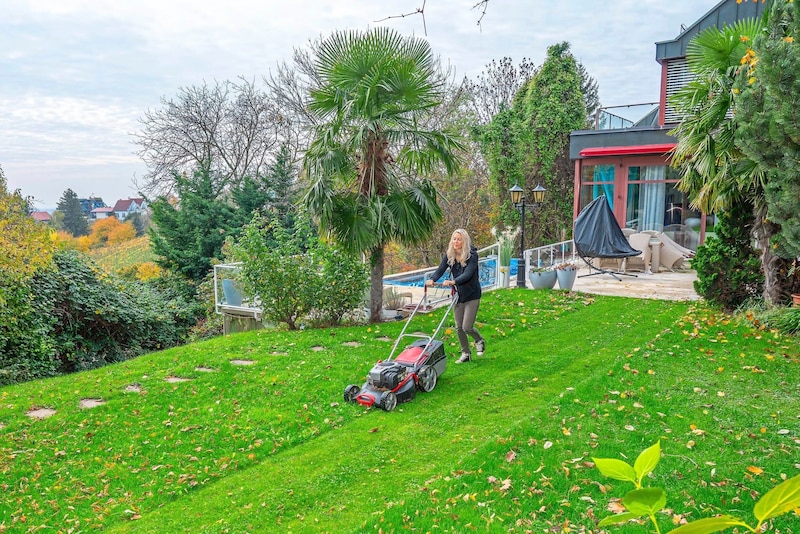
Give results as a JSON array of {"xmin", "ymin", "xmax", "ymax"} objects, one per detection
[{"xmin": 594, "ymin": 441, "xmax": 800, "ymax": 533}]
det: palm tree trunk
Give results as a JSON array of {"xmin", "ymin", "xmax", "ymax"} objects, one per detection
[
  {"xmin": 753, "ymin": 203, "xmax": 787, "ymax": 305},
  {"xmin": 369, "ymin": 246, "xmax": 385, "ymax": 323}
]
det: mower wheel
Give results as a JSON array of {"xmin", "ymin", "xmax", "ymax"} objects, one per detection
[
  {"xmin": 417, "ymin": 365, "xmax": 437, "ymax": 392},
  {"xmin": 380, "ymin": 391, "xmax": 397, "ymax": 412},
  {"xmin": 343, "ymin": 384, "xmax": 360, "ymax": 403}
]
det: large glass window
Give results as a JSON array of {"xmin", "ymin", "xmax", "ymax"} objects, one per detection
[
  {"xmin": 625, "ymin": 165, "xmax": 701, "ymax": 250},
  {"xmin": 579, "ymin": 163, "xmax": 614, "ymax": 211}
]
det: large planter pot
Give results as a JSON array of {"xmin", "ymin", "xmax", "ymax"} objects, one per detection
[
  {"xmin": 556, "ymin": 267, "xmax": 578, "ymax": 290},
  {"xmin": 556, "ymin": 267, "xmax": 579, "ymax": 291},
  {"xmin": 792, "ymin": 293, "xmax": 800, "ymax": 307},
  {"xmin": 529, "ymin": 270, "xmax": 557, "ymax": 289},
  {"xmin": 499, "ymin": 267, "xmax": 511, "ymax": 288}
]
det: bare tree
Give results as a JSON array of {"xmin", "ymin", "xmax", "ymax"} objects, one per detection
[
  {"xmin": 263, "ymin": 44, "xmax": 324, "ymax": 161},
  {"xmin": 461, "ymin": 57, "xmax": 537, "ymax": 126},
  {"xmin": 133, "ymin": 77, "xmax": 283, "ymax": 197}
]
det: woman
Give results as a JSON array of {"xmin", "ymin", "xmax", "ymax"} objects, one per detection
[{"xmin": 425, "ymin": 229, "xmax": 485, "ymax": 363}]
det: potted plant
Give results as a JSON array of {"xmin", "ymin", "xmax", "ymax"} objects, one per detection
[
  {"xmin": 790, "ymin": 259, "xmax": 800, "ymax": 307},
  {"xmin": 492, "ymin": 226, "xmax": 519, "ymax": 288},
  {"xmin": 554, "ymin": 262, "xmax": 579, "ymax": 291},
  {"xmin": 529, "ymin": 266, "xmax": 557, "ymax": 289}
]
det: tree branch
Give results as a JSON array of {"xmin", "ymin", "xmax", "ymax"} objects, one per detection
[
  {"xmin": 376, "ymin": 1, "xmax": 492, "ymax": 36},
  {"xmin": 374, "ymin": 0, "xmax": 427, "ymax": 35}
]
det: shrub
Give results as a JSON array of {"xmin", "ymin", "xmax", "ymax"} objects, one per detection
[
  {"xmin": 312, "ymin": 244, "xmax": 369, "ymax": 327},
  {"xmin": 32, "ymin": 250, "xmax": 198, "ymax": 374},
  {"xmin": 227, "ymin": 213, "xmax": 368, "ymax": 330},
  {"xmin": 693, "ymin": 200, "xmax": 762, "ymax": 311},
  {"xmin": 0, "ymin": 276, "xmax": 58, "ymax": 386}
]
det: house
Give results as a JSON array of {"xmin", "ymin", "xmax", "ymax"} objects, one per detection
[
  {"xmin": 31, "ymin": 211, "xmax": 52, "ymax": 223},
  {"xmin": 112, "ymin": 197, "xmax": 148, "ymax": 221},
  {"xmin": 79, "ymin": 197, "xmax": 107, "ymax": 219},
  {"xmin": 569, "ymin": 0, "xmax": 767, "ymax": 252},
  {"xmin": 91, "ymin": 207, "xmax": 115, "ymax": 220}
]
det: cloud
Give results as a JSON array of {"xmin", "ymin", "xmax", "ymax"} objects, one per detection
[{"xmin": 2, "ymin": 0, "xmax": 714, "ymax": 207}]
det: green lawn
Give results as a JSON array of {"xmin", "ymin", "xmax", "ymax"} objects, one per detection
[{"xmin": 1, "ymin": 289, "xmax": 798, "ymax": 533}]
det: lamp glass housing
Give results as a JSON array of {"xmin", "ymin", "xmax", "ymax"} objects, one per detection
[
  {"xmin": 531, "ymin": 183, "xmax": 546, "ymax": 204},
  {"xmin": 509, "ymin": 183, "xmax": 523, "ymax": 205}
]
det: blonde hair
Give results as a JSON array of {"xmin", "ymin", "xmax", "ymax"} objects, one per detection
[{"xmin": 446, "ymin": 228, "xmax": 472, "ymax": 267}]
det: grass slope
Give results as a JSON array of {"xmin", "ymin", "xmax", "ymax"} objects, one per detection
[{"xmin": 1, "ymin": 290, "xmax": 798, "ymax": 533}]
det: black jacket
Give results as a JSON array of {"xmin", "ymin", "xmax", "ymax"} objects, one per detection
[{"xmin": 430, "ymin": 245, "xmax": 482, "ymax": 303}]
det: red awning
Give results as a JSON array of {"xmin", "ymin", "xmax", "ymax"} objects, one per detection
[{"xmin": 578, "ymin": 143, "xmax": 676, "ymax": 157}]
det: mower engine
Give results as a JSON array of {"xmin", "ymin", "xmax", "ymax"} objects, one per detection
[{"xmin": 367, "ymin": 361, "xmax": 407, "ymax": 390}]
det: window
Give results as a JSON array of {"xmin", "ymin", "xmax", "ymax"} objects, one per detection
[{"xmin": 579, "ymin": 163, "xmax": 615, "ymax": 211}]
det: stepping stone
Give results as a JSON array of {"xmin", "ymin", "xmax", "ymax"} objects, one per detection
[
  {"xmin": 270, "ymin": 351, "xmax": 288, "ymax": 356},
  {"xmin": 125, "ymin": 384, "xmax": 142, "ymax": 393},
  {"xmin": 230, "ymin": 359, "xmax": 254, "ymax": 366},
  {"xmin": 310, "ymin": 346, "xmax": 325, "ymax": 352},
  {"xmin": 342, "ymin": 341, "xmax": 362, "ymax": 347},
  {"xmin": 79, "ymin": 398, "xmax": 105, "ymax": 409},
  {"xmin": 165, "ymin": 376, "xmax": 191, "ymax": 383},
  {"xmin": 26, "ymin": 408, "xmax": 56, "ymax": 419},
  {"xmin": 376, "ymin": 337, "xmax": 393, "ymax": 342},
  {"xmin": 195, "ymin": 366, "xmax": 216, "ymax": 372}
]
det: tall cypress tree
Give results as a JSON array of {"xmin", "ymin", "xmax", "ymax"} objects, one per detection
[
  {"xmin": 518, "ymin": 42, "xmax": 586, "ymax": 246},
  {"xmin": 735, "ymin": 0, "xmax": 800, "ymax": 299},
  {"xmin": 269, "ymin": 142, "xmax": 297, "ymax": 229},
  {"xmin": 56, "ymin": 188, "xmax": 89, "ymax": 237}
]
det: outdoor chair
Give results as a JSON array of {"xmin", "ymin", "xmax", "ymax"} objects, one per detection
[{"xmin": 623, "ymin": 233, "xmax": 653, "ymax": 273}]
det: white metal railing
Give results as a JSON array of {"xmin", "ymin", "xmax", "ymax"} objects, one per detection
[
  {"xmin": 213, "ymin": 240, "xmax": 579, "ymax": 322},
  {"xmin": 383, "ymin": 240, "xmax": 579, "ymax": 295}
]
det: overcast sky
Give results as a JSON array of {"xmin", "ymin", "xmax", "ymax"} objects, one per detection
[{"xmin": 1, "ymin": 0, "xmax": 715, "ymax": 209}]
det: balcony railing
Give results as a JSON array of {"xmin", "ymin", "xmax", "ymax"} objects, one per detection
[{"xmin": 593, "ymin": 103, "xmax": 659, "ymax": 130}]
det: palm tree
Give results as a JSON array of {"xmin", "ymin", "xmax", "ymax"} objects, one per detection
[
  {"xmin": 668, "ymin": 17, "xmax": 788, "ymax": 305},
  {"xmin": 303, "ymin": 27, "xmax": 463, "ymax": 322}
]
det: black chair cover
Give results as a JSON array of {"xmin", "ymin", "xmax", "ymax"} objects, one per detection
[{"xmin": 573, "ymin": 196, "xmax": 641, "ymax": 279}]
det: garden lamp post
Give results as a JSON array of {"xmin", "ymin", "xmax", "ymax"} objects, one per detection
[{"xmin": 509, "ymin": 182, "xmax": 546, "ymax": 288}]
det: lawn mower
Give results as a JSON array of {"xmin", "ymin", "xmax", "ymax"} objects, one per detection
[{"xmin": 343, "ymin": 284, "xmax": 458, "ymax": 411}]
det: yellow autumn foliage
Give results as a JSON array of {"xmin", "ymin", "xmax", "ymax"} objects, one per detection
[{"xmin": 0, "ymin": 172, "xmax": 55, "ymax": 282}]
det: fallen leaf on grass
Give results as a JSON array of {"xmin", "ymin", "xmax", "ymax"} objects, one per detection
[
  {"xmin": 607, "ymin": 499, "xmax": 626, "ymax": 513},
  {"xmin": 746, "ymin": 465, "xmax": 764, "ymax": 475}
]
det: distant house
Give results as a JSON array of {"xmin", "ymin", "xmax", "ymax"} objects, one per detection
[
  {"xmin": 31, "ymin": 211, "xmax": 52, "ymax": 224},
  {"xmin": 79, "ymin": 197, "xmax": 107, "ymax": 219},
  {"xmin": 112, "ymin": 197, "xmax": 148, "ymax": 221},
  {"xmin": 91, "ymin": 207, "xmax": 115, "ymax": 220},
  {"xmin": 569, "ymin": 0, "xmax": 767, "ymax": 252}
]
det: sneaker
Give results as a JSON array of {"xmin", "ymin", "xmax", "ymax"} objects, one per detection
[
  {"xmin": 476, "ymin": 340, "xmax": 485, "ymax": 356},
  {"xmin": 456, "ymin": 352, "xmax": 471, "ymax": 364}
]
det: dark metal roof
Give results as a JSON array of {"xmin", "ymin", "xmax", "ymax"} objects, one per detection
[
  {"xmin": 655, "ymin": 0, "xmax": 769, "ymax": 62},
  {"xmin": 569, "ymin": 127, "xmax": 675, "ymax": 160}
]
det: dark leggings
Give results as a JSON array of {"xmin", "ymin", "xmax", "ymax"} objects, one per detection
[{"xmin": 453, "ymin": 298, "xmax": 483, "ymax": 354}]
